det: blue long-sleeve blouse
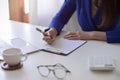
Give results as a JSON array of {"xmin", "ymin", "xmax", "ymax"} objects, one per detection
[{"xmin": 49, "ymin": 0, "xmax": 120, "ymax": 43}]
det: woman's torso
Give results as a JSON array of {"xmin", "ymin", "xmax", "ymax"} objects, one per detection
[{"xmin": 76, "ymin": 0, "xmax": 115, "ymax": 31}]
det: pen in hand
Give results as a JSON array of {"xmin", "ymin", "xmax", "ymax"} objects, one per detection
[
  {"xmin": 36, "ymin": 27, "xmax": 56, "ymax": 44},
  {"xmin": 36, "ymin": 27, "xmax": 53, "ymax": 39},
  {"xmin": 36, "ymin": 27, "xmax": 44, "ymax": 33}
]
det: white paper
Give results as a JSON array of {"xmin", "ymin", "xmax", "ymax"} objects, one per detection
[{"xmin": 41, "ymin": 36, "xmax": 86, "ymax": 55}]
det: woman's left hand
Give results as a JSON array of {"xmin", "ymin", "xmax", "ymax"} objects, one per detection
[
  {"xmin": 64, "ymin": 31, "xmax": 106, "ymax": 41},
  {"xmin": 64, "ymin": 31, "xmax": 92, "ymax": 40}
]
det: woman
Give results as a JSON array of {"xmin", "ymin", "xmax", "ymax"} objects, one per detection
[{"xmin": 43, "ymin": 0, "xmax": 120, "ymax": 44}]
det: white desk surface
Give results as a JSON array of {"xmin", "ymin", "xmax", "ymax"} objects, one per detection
[{"xmin": 0, "ymin": 20, "xmax": 120, "ymax": 80}]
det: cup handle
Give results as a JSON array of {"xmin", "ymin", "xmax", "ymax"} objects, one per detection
[{"xmin": 21, "ymin": 54, "xmax": 27, "ymax": 62}]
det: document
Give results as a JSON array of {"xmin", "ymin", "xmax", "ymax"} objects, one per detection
[{"xmin": 39, "ymin": 31, "xmax": 87, "ymax": 56}]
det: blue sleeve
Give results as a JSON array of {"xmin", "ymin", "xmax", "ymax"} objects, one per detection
[
  {"xmin": 106, "ymin": 15, "xmax": 120, "ymax": 43},
  {"xmin": 49, "ymin": 0, "xmax": 76, "ymax": 34}
]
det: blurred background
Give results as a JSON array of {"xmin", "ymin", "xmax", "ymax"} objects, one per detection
[{"xmin": 0, "ymin": 0, "xmax": 81, "ymax": 32}]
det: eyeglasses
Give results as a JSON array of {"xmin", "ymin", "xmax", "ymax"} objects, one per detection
[{"xmin": 37, "ymin": 63, "xmax": 71, "ymax": 80}]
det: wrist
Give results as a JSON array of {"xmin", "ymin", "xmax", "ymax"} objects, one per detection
[
  {"xmin": 89, "ymin": 31, "xmax": 106, "ymax": 40},
  {"xmin": 88, "ymin": 31, "xmax": 95, "ymax": 39}
]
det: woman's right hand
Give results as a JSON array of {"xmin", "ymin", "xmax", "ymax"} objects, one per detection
[{"xmin": 42, "ymin": 28, "xmax": 58, "ymax": 44}]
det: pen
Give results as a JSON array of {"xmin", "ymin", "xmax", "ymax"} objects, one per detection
[
  {"xmin": 36, "ymin": 27, "xmax": 44, "ymax": 33},
  {"xmin": 36, "ymin": 27, "xmax": 53, "ymax": 39}
]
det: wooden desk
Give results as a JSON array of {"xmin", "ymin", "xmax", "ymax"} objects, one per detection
[{"xmin": 0, "ymin": 20, "xmax": 120, "ymax": 80}]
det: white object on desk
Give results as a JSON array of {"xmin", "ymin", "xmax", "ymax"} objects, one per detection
[
  {"xmin": 7, "ymin": 37, "xmax": 40, "ymax": 54},
  {"xmin": 0, "ymin": 37, "xmax": 40, "ymax": 61},
  {"xmin": 36, "ymin": 28, "xmax": 87, "ymax": 56},
  {"xmin": 89, "ymin": 56, "xmax": 115, "ymax": 71},
  {"xmin": 40, "ymin": 36, "xmax": 86, "ymax": 56}
]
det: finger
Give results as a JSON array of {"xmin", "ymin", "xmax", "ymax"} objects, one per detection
[
  {"xmin": 66, "ymin": 32, "xmax": 76, "ymax": 35},
  {"xmin": 43, "ymin": 38, "xmax": 52, "ymax": 44},
  {"xmin": 47, "ymin": 40, "xmax": 54, "ymax": 44},
  {"xmin": 64, "ymin": 33, "xmax": 77, "ymax": 39},
  {"xmin": 64, "ymin": 35, "xmax": 74, "ymax": 39},
  {"xmin": 43, "ymin": 36, "xmax": 52, "ymax": 42},
  {"xmin": 43, "ymin": 36, "xmax": 55, "ymax": 44},
  {"xmin": 65, "ymin": 36, "xmax": 80, "ymax": 40},
  {"xmin": 43, "ymin": 32, "xmax": 54, "ymax": 40},
  {"xmin": 45, "ymin": 38, "xmax": 55, "ymax": 44},
  {"xmin": 64, "ymin": 32, "xmax": 76, "ymax": 37},
  {"xmin": 43, "ymin": 34, "xmax": 51, "ymax": 39},
  {"xmin": 43, "ymin": 32, "xmax": 49, "ymax": 36}
]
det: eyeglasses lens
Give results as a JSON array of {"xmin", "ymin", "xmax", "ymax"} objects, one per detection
[
  {"xmin": 39, "ymin": 67, "xmax": 50, "ymax": 77},
  {"xmin": 54, "ymin": 68, "xmax": 66, "ymax": 79}
]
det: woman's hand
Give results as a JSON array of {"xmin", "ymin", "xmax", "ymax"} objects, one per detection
[
  {"xmin": 64, "ymin": 31, "xmax": 91, "ymax": 40},
  {"xmin": 64, "ymin": 31, "xmax": 106, "ymax": 41},
  {"xmin": 42, "ymin": 28, "xmax": 58, "ymax": 44}
]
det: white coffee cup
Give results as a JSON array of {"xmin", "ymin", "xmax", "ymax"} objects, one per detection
[{"xmin": 2, "ymin": 48, "xmax": 27, "ymax": 66}]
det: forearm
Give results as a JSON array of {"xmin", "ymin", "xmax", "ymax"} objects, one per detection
[{"xmin": 89, "ymin": 31, "xmax": 107, "ymax": 41}]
